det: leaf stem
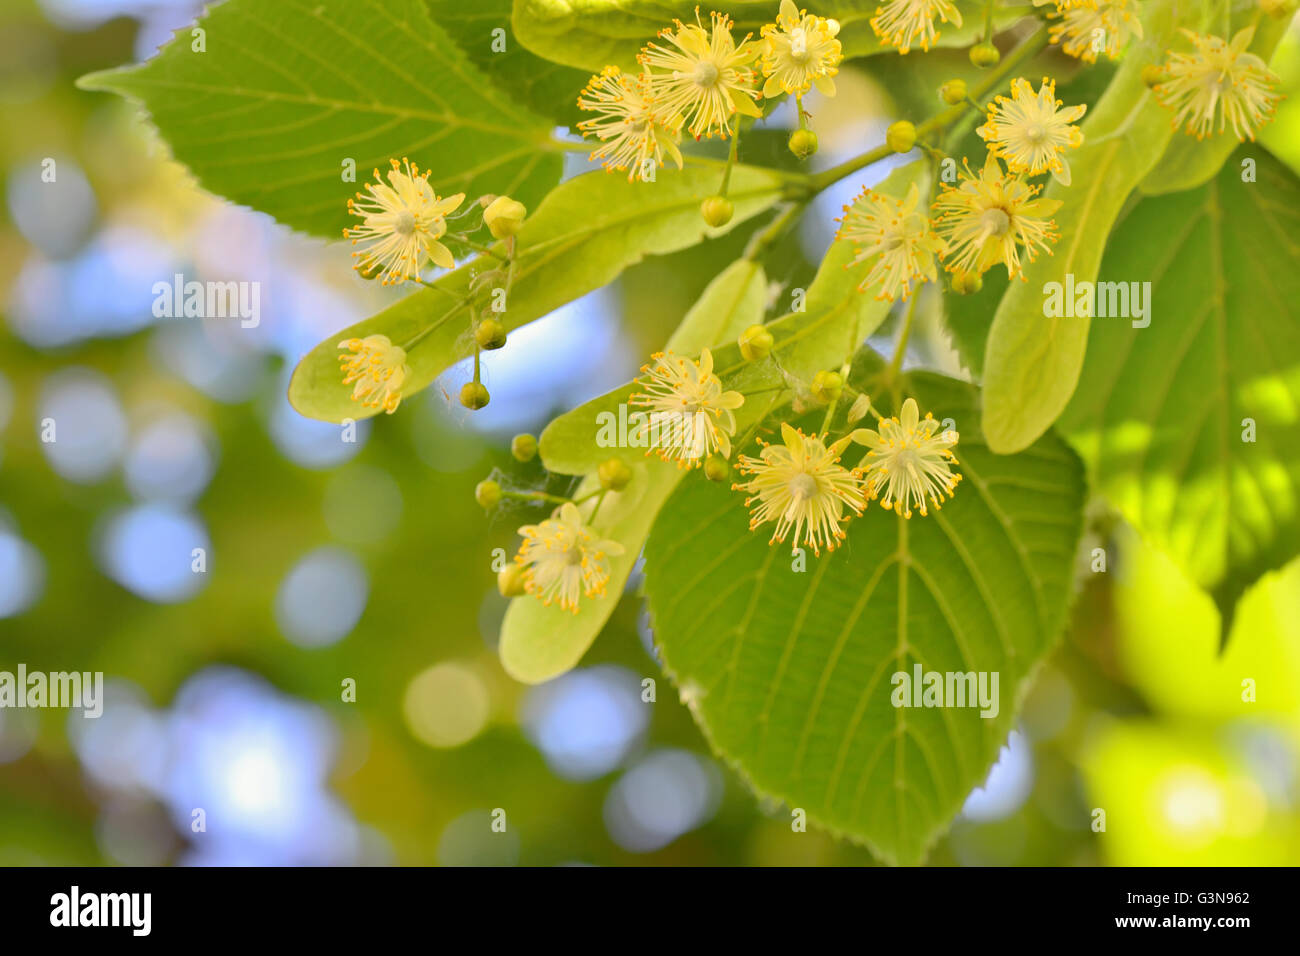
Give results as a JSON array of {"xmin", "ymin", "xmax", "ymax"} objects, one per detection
[
  {"xmin": 885, "ymin": 292, "xmax": 921, "ymax": 386},
  {"xmin": 744, "ymin": 200, "xmax": 807, "ymax": 260},
  {"xmin": 719, "ymin": 126, "xmax": 741, "ymax": 196}
]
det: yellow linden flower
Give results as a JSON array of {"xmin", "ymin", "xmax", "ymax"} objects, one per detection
[
  {"xmin": 338, "ymin": 334, "xmax": 410, "ymax": 414},
  {"xmin": 978, "ymin": 77, "xmax": 1087, "ymax": 186},
  {"xmin": 836, "ymin": 182, "xmax": 945, "ymax": 301},
  {"xmin": 931, "ymin": 154, "xmax": 1063, "ymax": 280},
  {"xmin": 852, "ymin": 398, "xmax": 961, "ymax": 518},
  {"xmin": 871, "ymin": 0, "xmax": 963, "ymax": 55},
  {"xmin": 1048, "ymin": 0, "xmax": 1143, "ymax": 63},
  {"xmin": 1155, "ymin": 27, "xmax": 1283, "ymax": 141},
  {"xmin": 344, "ymin": 158, "xmax": 464, "ymax": 286},
  {"xmin": 759, "ymin": 0, "xmax": 843, "ymax": 98},
  {"xmin": 514, "ymin": 502, "xmax": 625, "ymax": 613},
  {"xmin": 629, "ymin": 348, "xmax": 745, "ymax": 467},
  {"xmin": 577, "ymin": 66, "xmax": 685, "ymax": 181},
  {"xmin": 733, "ymin": 423, "xmax": 867, "ymax": 555},
  {"xmin": 638, "ymin": 10, "xmax": 762, "ymax": 139}
]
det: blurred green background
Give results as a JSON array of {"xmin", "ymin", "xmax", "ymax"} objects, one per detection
[{"xmin": 1, "ymin": 0, "xmax": 1298, "ymax": 866}]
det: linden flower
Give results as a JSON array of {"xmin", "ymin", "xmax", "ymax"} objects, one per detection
[
  {"xmin": 836, "ymin": 182, "xmax": 945, "ymax": 301},
  {"xmin": 978, "ymin": 78, "xmax": 1087, "ymax": 186},
  {"xmin": 760, "ymin": 0, "xmax": 843, "ymax": 98},
  {"xmin": 629, "ymin": 348, "xmax": 745, "ymax": 466},
  {"xmin": 344, "ymin": 158, "xmax": 464, "ymax": 286},
  {"xmin": 853, "ymin": 398, "xmax": 961, "ymax": 518},
  {"xmin": 931, "ymin": 154, "xmax": 1063, "ymax": 280},
  {"xmin": 577, "ymin": 66, "xmax": 684, "ymax": 180},
  {"xmin": 338, "ymin": 335, "xmax": 410, "ymax": 414},
  {"xmin": 1155, "ymin": 27, "xmax": 1283, "ymax": 142},
  {"xmin": 1048, "ymin": 0, "xmax": 1143, "ymax": 63},
  {"xmin": 638, "ymin": 10, "xmax": 762, "ymax": 139},
  {"xmin": 871, "ymin": 0, "xmax": 962, "ymax": 55},
  {"xmin": 734, "ymin": 423, "xmax": 866, "ymax": 554},
  {"xmin": 514, "ymin": 503, "xmax": 625, "ymax": 614}
]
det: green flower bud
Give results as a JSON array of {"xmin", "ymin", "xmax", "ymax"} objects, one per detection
[
  {"xmin": 810, "ymin": 370, "xmax": 844, "ymax": 404},
  {"xmin": 475, "ymin": 318, "xmax": 507, "ymax": 350},
  {"xmin": 497, "ymin": 562, "xmax": 526, "ymax": 597},
  {"xmin": 788, "ymin": 128, "xmax": 819, "ymax": 159},
  {"xmin": 738, "ymin": 324, "xmax": 775, "ymax": 362},
  {"xmin": 885, "ymin": 120, "xmax": 917, "ymax": 154},
  {"xmin": 475, "ymin": 479, "xmax": 502, "ymax": 509},
  {"xmin": 483, "ymin": 195, "xmax": 527, "ymax": 239},
  {"xmin": 703, "ymin": 455, "xmax": 730, "ymax": 482},
  {"xmin": 970, "ymin": 42, "xmax": 1001, "ymax": 68},
  {"xmin": 511, "ymin": 433, "xmax": 538, "ymax": 462},
  {"xmin": 939, "ymin": 78, "xmax": 968, "ymax": 106},
  {"xmin": 701, "ymin": 195, "xmax": 735, "ymax": 228},
  {"xmin": 597, "ymin": 457, "xmax": 632, "ymax": 491},
  {"xmin": 460, "ymin": 382, "xmax": 490, "ymax": 409}
]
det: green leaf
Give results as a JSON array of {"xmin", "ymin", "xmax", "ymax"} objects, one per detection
[
  {"xmin": 289, "ymin": 163, "xmax": 785, "ymax": 422},
  {"xmin": 78, "ymin": 0, "xmax": 562, "ymax": 238},
  {"xmin": 513, "ymin": 0, "xmax": 1010, "ymax": 73},
  {"xmin": 1139, "ymin": 10, "xmax": 1291, "ymax": 197},
  {"xmin": 643, "ymin": 360, "xmax": 1086, "ymax": 863},
  {"xmin": 980, "ymin": 0, "xmax": 1212, "ymax": 454},
  {"xmin": 430, "ymin": 0, "xmax": 591, "ymax": 128},
  {"xmin": 1059, "ymin": 146, "xmax": 1300, "ymax": 637}
]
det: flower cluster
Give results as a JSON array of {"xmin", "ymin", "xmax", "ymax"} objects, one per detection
[
  {"xmin": 337, "ymin": 156, "xmax": 533, "ymax": 415},
  {"xmin": 837, "ymin": 74, "xmax": 1083, "ymax": 294},
  {"xmin": 577, "ymin": 2, "xmax": 842, "ymax": 178},
  {"xmin": 732, "ymin": 396, "xmax": 963, "ymax": 553}
]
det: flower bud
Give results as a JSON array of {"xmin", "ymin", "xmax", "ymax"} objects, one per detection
[
  {"xmin": 951, "ymin": 270, "xmax": 983, "ymax": 295},
  {"xmin": 597, "ymin": 457, "xmax": 632, "ymax": 491},
  {"xmin": 497, "ymin": 562, "xmax": 526, "ymax": 597},
  {"xmin": 885, "ymin": 120, "xmax": 916, "ymax": 154},
  {"xmin": 970, "ymin": 42, "xmax": 1000, "ymax": 68},
  {"xmin": 939, "ymin": 78, "xmax": 968, "ymax": 105},
  {"xmin": 704, "ymin": 455, "xmax": 730, "ymax": 482},
  {"xmin": 475, "ymin": 479, "xmax": 502, "ymax": 508},
  {"xmin": 460, "ymin": 382, "xmax": 490, "ymax": 409},
  {"xmin": 511, "ymin": 433, "xmax": 538, "ymax": 462},
  {"xmin": 788, "ymin": 128, "xmax": 819, "ymax": 159},
  {"xmin": 701, "ymin": 195, "xmax": 734, "ymax": 227},
  {"xmin": 810, "ymin": 370, "xmax": 844, "ymax": 404},
  {"xmin": 738, "ymin": 324, "xmax": 775, "ymax": 361},
  {"xmin": 475, "ymin": 318, "xmax": 507, "ymax": 350},
  {"xmin": 483, "ymin": 195, "xmax": 527, "ymax": 239}
]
